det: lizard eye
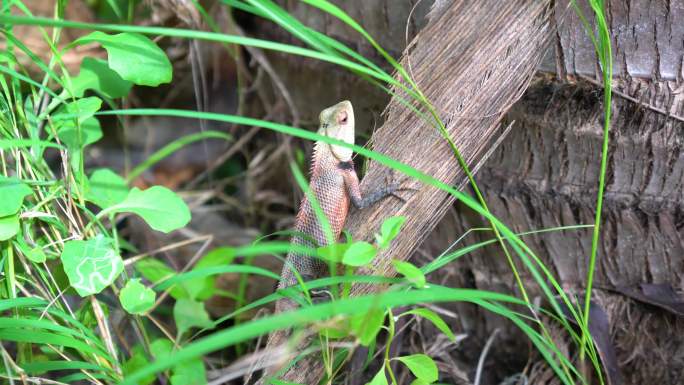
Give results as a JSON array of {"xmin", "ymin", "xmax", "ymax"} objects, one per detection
[{"xmin": 337, "ymin": 111, "xmax": 348, "ymax": 125}]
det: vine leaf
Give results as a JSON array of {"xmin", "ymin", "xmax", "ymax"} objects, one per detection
[
  {"xmin": 61, "ymin": 235, "xmax": 123, "ymax": 297},
  {"xmin": 74, "ymin": 32, "xmax": 172, "ymax": 87}
]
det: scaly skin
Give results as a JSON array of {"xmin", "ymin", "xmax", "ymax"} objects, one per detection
[{"xmin": 251, "ymin": 101, "xmax": 398, "ymax": 384}]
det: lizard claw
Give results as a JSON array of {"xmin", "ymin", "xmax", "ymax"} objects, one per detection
[{"xmin": 385, "ymin": 171, "xmax": 418, "ymax": 203}]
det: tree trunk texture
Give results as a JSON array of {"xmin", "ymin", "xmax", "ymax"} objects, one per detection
[
  {"xmin": 243, "ymin": 0, "xmax": 684, "ymax": 384},
  {"xmin": 436, "ymin": 2, "xmax": 684, "ymax": 384}
]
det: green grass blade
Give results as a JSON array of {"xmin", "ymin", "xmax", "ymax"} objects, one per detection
[
  {"xmin": 154, "ymin": 265, "xmax": 280, "ymax": 291},
  {"xmin": 120, "ymin": 287, "xmax": 526, "ymax": 384}
]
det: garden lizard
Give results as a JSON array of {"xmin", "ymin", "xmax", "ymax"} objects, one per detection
[{"xmin": 252, "ymin": 100, "xmax": 401, "ymax": 383}]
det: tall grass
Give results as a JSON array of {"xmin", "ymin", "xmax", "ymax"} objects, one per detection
[
  {"xmin": 570, "ymin": 0, "xmax": 614, "ymax": 362},
  {"xmin": 0, "ymin": 0, "xmax": 615, "ymax": 384}
]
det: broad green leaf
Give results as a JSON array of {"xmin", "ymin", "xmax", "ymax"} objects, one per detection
[
  {"xmin": 190, "ymin": 247, "xmax": 236, "ymax": 301},
  {"xmin": 119, "ymin": 279, "xmax": 156, "ymax": 315},
  {"xmin": 150, "ymin": 339, "xmax": 173, "ymax": 359},
  {"xmin": 57, "ymin": 116, "xmax": 102, "ymax": 149},
  {"xmin": 0, "ymin": 177, "xmax": 31, "ymax": 216},
  {"xmin": 74, "ymin": 32, "xmax": 172, "ymax": 86},
  {"xmin": 392, "ymin": 260, "xmax": 426, "ymax": 288},
  {"xmin": 86, "ymin": 168, "xmax": 129, "ymax": 209},
  {"xmin": 26, "ymin": 246, "xmax": 47, "ymax": 263},
  {"xmin": 342, "ymin": 241, "xmax": 376, "ymax": 267},
  {"xmin": 53, "ymin": 97, "xmax": 103, "ymax": 151},
  {"xmin": 170, "ymin": 357, "xmax": 206, "ymax": 385},
  {"xmin": 0, "ymin": 214, "xmax": 19, "ymax": 241},
  {"xmin": 317, "ymin": 242, "xmax": 349, "ymax": 263},
  {"xmin": 366, "ymin": 367, "xmax": 388, "ymax": 385},
  {"xmin": 123, "ymin": 345, "xmax": 155, "ymax": 385},
  {"xmin": 375, "ymin": 216, "xmax": 406, "ymax": 249},
  {"xmin": 15, "ymin": 237, "xmax": 47, "ymax": 263},
  {"xmin": 395, "ymin": 354, "xmax": 438, "ymax": 383},
  {"xmin": 401, "ymin": 308, "xmax": 455, "ymax": 341},
  {"xmin": 61, "ymin": 235, "xmax": 123, "ymax": 296},
  {"xmin": 351, "ymin": 307, "xmax": 385, "ymax": 346},
  {"xmin": 67, "ymin": 57, "xmax": 132, "ymax": 98},
  {"xmin": 147, "ymin": 339, "xmax": 206, "ymax": 385},
  {"xmin": 174, "ymin": 299, "xmax": 213, "ymax": 335},
  {"xmin": 135, "ymin": 258, "xmax": 189, "ymax": 300},
  {"xmin": 53, "ymin": 96, "xmax": 102, "ymax": 126},
  {"xmin": 107, "ymin": 186, "xmax": 190, "ymax": 233}
]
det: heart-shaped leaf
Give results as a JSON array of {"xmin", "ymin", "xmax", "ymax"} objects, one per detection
[
  {"xmin": 61, "ymin": 235, "xmax": 123, "ymax": 297},
  {"xmin": 74, "ymin": 32, "xmax": 172, "ymax": 86},
  {"xmin": 120, "ymin": 278, "xmax": 156, "ymax": 315}
]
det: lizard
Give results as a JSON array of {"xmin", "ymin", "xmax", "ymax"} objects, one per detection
[{"xmin": 250, "ymin": 100, "xmax": 402, "ymax": 384}]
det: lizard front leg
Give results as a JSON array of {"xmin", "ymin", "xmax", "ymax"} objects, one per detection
[{"xmin": 340, "ymin": 161, "xmax": 408, "ymax": 209}]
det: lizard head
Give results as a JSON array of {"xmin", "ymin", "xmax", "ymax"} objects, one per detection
[{"xmin": 318, "ymin": 100, "xmax": 354, "ymax": 161}]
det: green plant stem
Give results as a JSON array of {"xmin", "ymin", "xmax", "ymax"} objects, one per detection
[
  {"xmin": 384, "ymin": 308, "xmax": 397, "ymax": 385},
  {"xmin": 579, "ymin": 0, "xmax": 613, "ymax": 364}
]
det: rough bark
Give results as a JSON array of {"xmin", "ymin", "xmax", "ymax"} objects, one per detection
[
  {"xmin": 261, "ymin": 1, "xmax": 556, "ymax": 384},
  {"xmin": 422, "ymin": 2, "xmax": 684, "ymax": 384}
]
